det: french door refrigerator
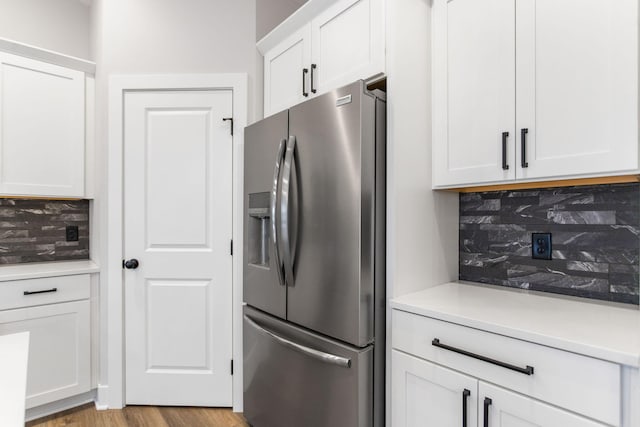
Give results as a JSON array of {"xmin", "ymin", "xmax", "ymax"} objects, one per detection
[{"xmin": 243, "ymin": 80, "xmax": 385, "ymax": 427}]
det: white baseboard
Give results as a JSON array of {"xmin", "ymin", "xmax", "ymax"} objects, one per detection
[
  {"xmin": 26, "ymin": 389, "xmax": 96, "ymax": 422},
  {"xmin": 95, "ymin": 384, "xmax": 109, "ymax": 410}
]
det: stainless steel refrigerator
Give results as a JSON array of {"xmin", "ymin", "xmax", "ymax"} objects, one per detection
[{"xmin": 243, "ymin": 80, "xmax": 385, "ymax": 427}]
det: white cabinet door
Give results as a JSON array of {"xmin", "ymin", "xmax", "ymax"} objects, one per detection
[
  {"xmin": 0, "ymin": 300, "xmax": 90, "ymax": 409},
  {"xmin": 0, "ymin": 53, "xmax": 85, "ymax": 197},
  {"xmin": 515, "ymin": 0, "xmax": 638, "ymax": 180},
  {"xmin": 264, "ymin": 25, "xmax": 312, "ymax": 117},
  {"xmin": 392, "ymin": 350, "xmax": 478, "ymax": 427},
  {"xmin": 433, "ymin": 0, "xmax": 516, "ymax": 187},
  {"xmin": 310, "ymin": 0, "xmax": 384, "ymax": 96},
  {"xmin": 480, "ymin": 382, "xmax": 607, "ymax": 427}
]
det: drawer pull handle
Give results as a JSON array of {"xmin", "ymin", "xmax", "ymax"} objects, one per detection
[
  {"xmin": 483, "ymin": 397, "xmax": 492, "ymax": 427},
  {"xmin": 24, "ymin": 288, "xmax": 58, "ymax": 296},
  {"xmin": 462, "ymin": 389, "xmax": 470, "ymax": 427},
  {"xmin": 432, "ymin": 338, "xmax": 534, "ymax": 375}
]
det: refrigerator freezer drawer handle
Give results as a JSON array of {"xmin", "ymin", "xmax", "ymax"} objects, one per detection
[
  {"xmin": 271, "ymin": 139, "xmax": 287, "ymax": 287},
  {"xmin": 245, "ymin": 315, "xmax": 352, "ymax": 368},
  {"xmin": 280, "ymin": 135, "xmax": 297, "ymax": 287}
]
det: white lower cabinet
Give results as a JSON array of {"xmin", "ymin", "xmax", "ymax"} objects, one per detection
[
  {"xmin": 480, "ymin": 382, "xmax": 605, "ymax": 427},
  {"xmin": 0, "ymin": 277, "xmax": 91, "ymax": 409},
  {"xmin": 392, "ymin": 350, "xmax": 478, "ymax": 427},
  {"xmin": 392, "ymin": 310, "xmax": 622, "ymax": 427},
  {"xmin": 392, "ymin": 349, "xmax": 606, "ymax": 427}
]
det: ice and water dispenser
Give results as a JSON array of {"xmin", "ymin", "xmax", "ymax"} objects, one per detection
[{"xmin": 247, "ymin": 192, "xmax": 270, "ymax": 268}]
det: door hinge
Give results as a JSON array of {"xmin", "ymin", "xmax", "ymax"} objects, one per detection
[
  {"xmin": 223, "ymin": 117, "xmax": 234, "ymax": 136},
  {"xmin": 231, "ymin": 359, "xmax": 234, "ymax": 375},
  {"xmin": 230, "ymin": 239, "xmax": 233, "ymax": 256}
]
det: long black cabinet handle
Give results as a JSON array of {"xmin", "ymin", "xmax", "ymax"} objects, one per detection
[
  {"xmin": 302, "ymin": 68, "xmax": 309, "ymax": 97},
  {"xmin": 462, "ymin": 389, "xmax": 470, "ymax": 427},
  {"xmin": 432, "ymin": 338, "xmax": 534, "ymax": 375},
  {"xmin": 24, "ymin": 288, "xmax": 57, "ymax": 296},
  {"xmin": 483, "ymin": 397, "xmax": 492, "ymax": 427},
  {"xmin": 310, "ymin": 63, "xmax": 317, "ymax": 94},
  {"xmin": 521, "ymin": 128, "xmax": 529, "ymax": 168},
  {"xmin": 501, "ymin": 132, "xmax": 509, "ymax": 170}
]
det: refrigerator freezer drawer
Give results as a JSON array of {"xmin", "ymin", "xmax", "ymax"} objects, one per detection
[{"xmin": 243, "ymin": 306, "xmax": 373, "ymax": 427}]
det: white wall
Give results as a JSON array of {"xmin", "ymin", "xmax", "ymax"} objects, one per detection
[
  {"xmin": 90, "ymin": 0, "xmax": 258, "ymax": 408},
  {"xmin": 386, "ymin": 0, "xmax": 458, "ymax": 297},
  {"xmin": 0, "ymin": 0, "xmax": 91, "ymax": 59},
  {"xmin": 256, "ymin": 0, "xmax": 307, "ymax": 40},
  {"xmin": 385, "ymin": 0, "xmax": 459, "ymax": 423}
]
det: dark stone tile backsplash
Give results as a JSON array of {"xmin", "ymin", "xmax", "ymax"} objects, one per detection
[
  {"xmin": 0, "ymin": 199, "xmax": 89, "ymax": 264},
  {"xmin": 459, "ymin": 183, "xmax": 640, "ymax": 304}
]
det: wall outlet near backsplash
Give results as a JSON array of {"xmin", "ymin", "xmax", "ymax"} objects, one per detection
[
  {"xmin": 459, "ymin": 183, "xmax": 639, "ymax": 304},
  {"xmin": 0, "ymin": 199, "xmax": 89, "ymax": 264}
]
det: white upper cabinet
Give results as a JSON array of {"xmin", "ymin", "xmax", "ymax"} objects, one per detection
[
  {"xmin": 432, "ymin": 0, "xmax": 516, "ymax": 187},
  {"xmin": 310, "ymin": 0, "xmax": 384, "ymax": 95},
  {"xmin": 433, "ymin": 0, "xmax": 639, "ymax": 188},
  {"xmin": 515, "ymin": 0, "xmax": 638, "ymax": 181},
  {"xmin": 261, "ymin": 0, "xmax": 385, "ymax": 117},
  {"xmin": 264, "ymin": 25, "xmax": 312, "ymax": 117},
  {"xmin": 0, "ymin": 52, "xmax": 85, "ymax": 197}
]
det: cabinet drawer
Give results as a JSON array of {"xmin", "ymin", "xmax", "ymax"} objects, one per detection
[
  {"xmin": 392, "ymin": 310, "xmax": 621, "ymax": 426},
  {"xmin": 0, "ymin": 274, "xmax": 90, "ymax": 311}
]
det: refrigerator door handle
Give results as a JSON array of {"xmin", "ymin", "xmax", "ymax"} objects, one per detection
[
  {"xmin": 244, "ymin": 314, "xmax": 352, "ymax": 368},
  {"xmin": 280, "ymin": 135, "xmax": 297, "ymax": 287},
  {"xmin": 270, "ymin": 138, "xmax": 287, "ymax": 287}
]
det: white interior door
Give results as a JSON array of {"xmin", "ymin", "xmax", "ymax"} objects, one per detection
[{"xmin": 124, "ymin": 90, "xmax": 233, "ymax": 406}]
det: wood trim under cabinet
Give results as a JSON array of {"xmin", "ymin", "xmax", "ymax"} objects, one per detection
[
  {"xmin": 0, "ymin": 195, "xmax": 84, "ymax": 201},
  {"xmin": 443, "ymin": 175, "xmax": 640, "ymax": 193}
]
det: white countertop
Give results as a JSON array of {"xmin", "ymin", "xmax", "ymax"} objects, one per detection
[
  {"xmin": 391, "ymin": 282, "xmax": 640, "ymax": 367},
  {"xmin": 0, "ymin": 260, "xmax": 99, "ymax": 282},
  {"xmin": 0, "ymin": 332, "xmax": 29, "ymax": 427}
]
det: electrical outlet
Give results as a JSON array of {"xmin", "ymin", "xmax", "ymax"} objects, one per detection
[
  {"xmin": 66, "ymin": 225, "xmax": 79, "ymax": 242},
  {"xmin": 532, "ymin": 233, "xmax": 552, "ymax": 260}
]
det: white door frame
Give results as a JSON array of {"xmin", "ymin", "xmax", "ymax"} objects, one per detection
[{"xmin": 104, "ymin": 74, "xmax": 247, "ymax": 411}]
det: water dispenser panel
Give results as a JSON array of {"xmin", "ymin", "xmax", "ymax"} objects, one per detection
[{"xmin": 248, "ymin": 192, "xmax": 271, "ymax": 268}]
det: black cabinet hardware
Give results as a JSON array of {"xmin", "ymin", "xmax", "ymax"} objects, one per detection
[
  {"xmin": 123, "ymin": 259, "xmax": 139, "ymax": 270},
  {"xmin": 521, "ymin": 128, "xmax": 529, "ymax": 168},
  {"xmin": 483, "ymin": 397, "xmax": 492, "ymax": 427},
  {"xmin": 223, "ymin": 117, "xmax": 234, "ymax": 136},
  {"xmin": 24, "ymin": 288, "xmax": 57, "ymax": 296},
  {"xmin": 311, "ymin": 63, "xmax": 317, "ymax": 94},
  {"xmin": 432, "ymin": 338, "xmax": 534, "ymax": 375},
  {"xmin": 462, "ymin": 389, "xmax": 470, "ymax": 427},
  {"xmin": 501, "ymin": 132, "xmax": 509, "ymax": 170},
  {"xmin": 302, "ymin": 68, "xmax": 309, "ymax": 97}
]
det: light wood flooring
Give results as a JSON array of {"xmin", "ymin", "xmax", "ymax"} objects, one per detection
[{"xmin": 26, "ymin": 404, "xmax": 249, "ymax": 427}]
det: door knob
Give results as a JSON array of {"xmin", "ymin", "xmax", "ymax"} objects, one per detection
[{"xmin": 123, "ymin": 259, "xmax": 139, "ymax": 269}]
